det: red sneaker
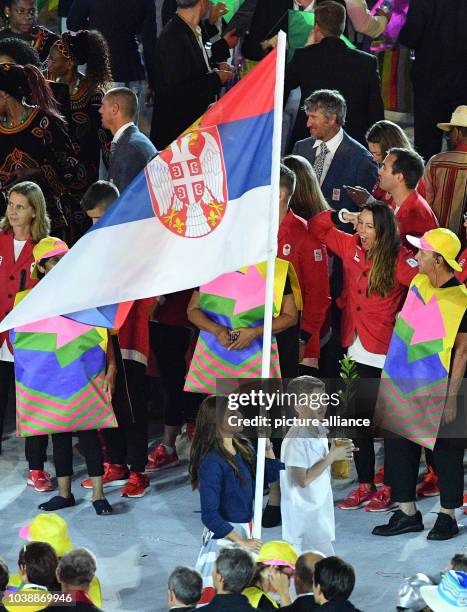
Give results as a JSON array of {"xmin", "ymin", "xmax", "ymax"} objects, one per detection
[
  {"xmin": 374, "ymin": 466, "xmax": 385, "ymax": 486},
  {"xmin": 416, "ymin": 466, "xmax": 440, "ymax": 497},
  {"xmin": 27, "ymin": 470, "xmax": 55, "ymax": 492},
  {"xmin": 365, "ymin": 485, "xmax": 397, "ymax": 512},
  {"xmin": 121, "ymin": 472, "xmax": 150, "ymax": 498},
  {"xmin": 81, "ymin": 463, "xmax": 129, "ymax": 489},
  {"xmin": 146, "ymin": 444, "xmax": 179, "ymax": 472},
  {"xmin": 464, "ymin": 493, "xmax": 467, "ymax": 515},
  {"xmin": 337, "ymin": 483, "xmax": 376, "ymax": 510}
]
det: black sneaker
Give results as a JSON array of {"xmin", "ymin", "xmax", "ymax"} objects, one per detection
[
  {"xmin": 262, "ymin": 504, "xmax": 281, "ymax": 528},
  {"xmin": 372, "ymin": 509, "xmax": 424, "ymax": 536},
  {"xmin": 427, "ymin": 513, "xmax": 459, "ymax": 541}
]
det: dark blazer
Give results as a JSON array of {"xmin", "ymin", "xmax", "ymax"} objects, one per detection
[
  {"xmin": 281, "ymin": 593, "xmax": 319, "ymax": 611},
  {"xmin": 168, "ymin": 607, "xmax": 195, "ymax": 612},
  {"xmin": 150, "ymin": 15, "xmax": 222, "ymax": 150},
  {"xmin": 202, "ymin": 594, "xmax": 256, "ymax": 611},
  {"xmin": 242, "ymin": 0, "xmax": 292, "ymax": 61},
  {"xmin": 107, "ymin": 124, "xmax": 157, "ymax": 193},
  {"xmin": 398, "ymin": 0, "xmax": 467, "ymax": 104},
  {"xmin": 293, "ymin": 131, "xmax": 378, "ymax": 221},
  {"xmin": 285, "ymin": 36, "xmax": 384, "ymax": 148},
  {"xmin": 320, "ymin": 598, "xmax": 361, "ymax": 611},
  {"xmin": 67, "ymin": 0, "xmax": 157, "ymax": 83}
]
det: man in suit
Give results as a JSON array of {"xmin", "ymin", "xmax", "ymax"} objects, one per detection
[
  {"xmin": 399, "ymin": 0, "xmax": 467, "ymax": 162},
  {"xmin": 292, "ymin": 89, "xmax": 378, "ymax": 220},
  {"xmin": 167, "ymin": 566, "xmax": 202, "ymax": 611},
  {"xmin": 46, "ymin": 549, "xmax": 101, "ymax": 611},
  {"xmin": 202, "ymin": 546, "xmax": 256, "ymax": 611},
  {"xmin": 99, "ymin": 87, "xmax": 157, "ymax": 193},
  {"xmin": 67, "ymin": 0, "xmax": 157, "ymax": 88},
  {"xmin": 150, "ymin": 0, "xmax": 236, "ymax": 151},
  {"xmin": 293, "ymin": 89, "xmax": 377, "ymax": 378},
  {"xmin": 281, "ymin": 551, "xmax": 325, "ymax": 611},
  {"xmin": 285, "ymin": 1, "xmax": 384, "ymax": 150}
]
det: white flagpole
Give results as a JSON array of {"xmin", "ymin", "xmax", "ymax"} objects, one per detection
[{"xmin": 252, "ymin": 30, "xmax": 287, "ymax": 540}]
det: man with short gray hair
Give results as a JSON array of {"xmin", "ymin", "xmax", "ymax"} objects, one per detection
[
  {"xmin": 167, "ymin": 566, "xmax": 202, "ymax": 611},
  {"xmin": 202, "ymin": 545, "xmax": 256, "ymax": 611},
  {"xmin": 293, "ymin": 89, "xmax": 377, "ymax": 220},
  {"xmin": 47, "ymin": 549, "xmax": 100, "ymax": 611}
]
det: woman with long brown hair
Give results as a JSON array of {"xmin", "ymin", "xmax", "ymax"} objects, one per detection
[
  {"xmin": 189, "ymin": 395, "xmax": 282, "ymax": 604},
  {"xmin": 309, "ymin": 201, "xmax": 419, "ymax": 512},
  {"xmin": 0, "ymin": 181, "xmax": 51, "ymax": 487},
  {"xmin": 0, "ymin": 63, "xmax": 79, "ymax": 239},
  {"xmin": 47, "ymin": 30, "xmax": 113, "ymax": 209},
  {"xmin": 282, "ymin": 154, "xmax": 330, "ymax": 221}
]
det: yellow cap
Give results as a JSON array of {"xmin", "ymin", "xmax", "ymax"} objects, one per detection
[
  {"xmin": 19, "ymin": 514, "xmax": 73, "ymax": 558},
  {"xmin": 406, "ymin": 228, "xmax": 462, "ymax": 272},
  {"xmin": 31, "ymin": 237, "xmax": 69, "ymax": 279},
  {"xmin": 256, "ymin": 541, "xmax": 298, "ymax": 569}
]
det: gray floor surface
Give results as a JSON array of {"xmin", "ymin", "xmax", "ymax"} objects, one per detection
[{"xmin": 0, "ymin": 433, "xmax": 465, "ymax": 612}]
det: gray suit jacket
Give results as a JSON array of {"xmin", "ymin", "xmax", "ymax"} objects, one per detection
[
  {"xmin": 293, "ymin": 131, "xmax": 378, "ymax": 223},
  {"xmin": 108, "ymin": 124, "xmax": 157, "ymax": 194}
]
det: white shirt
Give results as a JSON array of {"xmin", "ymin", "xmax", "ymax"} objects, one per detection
[
  {"xmin": 112, "ymin": 122, "xmax": 134, "ymax": 145},
  {"xmin": 13, "ymin": 238, "xmax": 26, "ymax": 262},
  {"xmin": 280, "ymin": 426, "xmax": 335, "ymax": 555},
  {"xmin": 313, "ymin": 128, "xmax": 344, "ymax": 185},
  {"xmin": 348, "ymin": 334, "xmax": 386, "ymax": 369},
  {"xmin": 293, "ymin": 0, "xmax": 315, "ymax": 11}
]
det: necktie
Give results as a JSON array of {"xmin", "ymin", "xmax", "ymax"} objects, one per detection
[{"xmin": 313, "ymin": 142, "xmax": 329, "ymax": 183}]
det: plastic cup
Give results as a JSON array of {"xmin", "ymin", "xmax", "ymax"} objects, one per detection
[{"xmin": 331, "ymin": 438, "xmax": 352, "ymax": 480}]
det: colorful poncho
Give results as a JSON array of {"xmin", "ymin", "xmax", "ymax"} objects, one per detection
[
  {"xmin": 12, "ymin": 313, "xmax": 117, "ymax": 437},
  {"xmin": 375, "ymin": 274, "xmax": 467, "ymax": 448},
  {"xmin": 185, "ymin": 259, "xmax": 301, "ymax": 394}
]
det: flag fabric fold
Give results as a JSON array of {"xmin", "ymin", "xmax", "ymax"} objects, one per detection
[{"xmin": 0, "ymin": 49, "xmax": 281, "ymax": 333}]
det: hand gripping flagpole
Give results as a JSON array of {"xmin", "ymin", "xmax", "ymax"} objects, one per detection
[{"xmin": 252, "ymin": 30, "xmax": 287, "ymax": 540}]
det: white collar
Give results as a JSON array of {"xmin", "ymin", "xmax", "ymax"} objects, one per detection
[
  {"xmin": 294, "ymin": 1, "xmax": 315, "ymax": 10},
  {"xmin": 112, "ymin": 122, "xmax": 134, "ymax": 144},
  {"xmin": 312, "ymin": 127, "xmax": 344, "ymax": 155},
  {"xmin": 296, "ymin": 593, "xmax": 314, "ymax": 598}
]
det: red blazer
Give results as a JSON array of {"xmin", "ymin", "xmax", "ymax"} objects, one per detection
[
  {"xmin": 309, "ymin": 211, "xmax": 418, "ymax": 354},
  {"xmin": 0, "ymin": 231, "xmax": 37, "ymax": 350},
  {"xmin": 278, "ymin": 210, "xmax": 330, "ymax": 358},
  {"xmin": 396, "ymin": 190, "xmax": 438, "ymax": 249},
  {"xmin": 118, "ymin": 298, "xmax": 156, "ymax": 366},
  {"xmin": 456, "ymin": 247, "xmax": 467, "ymax": 284}
]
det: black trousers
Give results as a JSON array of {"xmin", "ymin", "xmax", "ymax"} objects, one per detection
[
  {"xmin": 102, "ymin": 360, "xmax": 148, "ymax": 473},
  {"xmin": 25, "ymin": 435, "xmax": 49, "ymax": 471},
  {"xmin": 149, "ymin": 322, "xmax": 202, "ymax": 427},
  {"xmin": 0, "ymin": 361, "xmax": 14, "ymax": 453},
  {"xmin": 51, "ymin": 429, "xmax": 104, "ymax": 478},
  {"xmin": 385, "ymin": 436, "xmax": 464, "ymax": 509},
  {"xmin": 412, "ymin": 89, "xmax": 460, "ymax": 162},
  {"xmin": 350, "ymin": 362, "xmax": 382, "ymax": 484}
]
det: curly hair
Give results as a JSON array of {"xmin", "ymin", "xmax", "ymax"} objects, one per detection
[
  {"xmin": 0, "ymin": 37, "xmax": 40, "ymax": 66},
  {"xmin": 59, "ymin": 30, "xmax": 112, "ymax": 92}
]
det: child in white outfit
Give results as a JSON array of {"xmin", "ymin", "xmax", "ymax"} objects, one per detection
[{"xmin": 280, "ymin": 376, "xmax": 354, "ymax": 556}]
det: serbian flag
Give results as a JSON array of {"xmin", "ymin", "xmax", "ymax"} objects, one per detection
[{"xmin": 0, "ymin": 40, "xmax": 286, "ymax": 333}]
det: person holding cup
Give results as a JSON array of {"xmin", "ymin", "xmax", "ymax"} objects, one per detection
[{"xmin": 280, "ymin": 375, "xmax": 355, "ymax": 556}]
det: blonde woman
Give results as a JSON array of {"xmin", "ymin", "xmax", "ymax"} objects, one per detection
[{"xmin": 0, "ymin": 181, "xmax": 52, "ymax": 491}]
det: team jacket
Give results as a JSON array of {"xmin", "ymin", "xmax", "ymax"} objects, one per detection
[
  {"xmin": 0, "ymin": 231, "xmax": 37, "ymax": 351},
  {"xmin": 118, "ymin": 298, "xmax": 156, "ymax": 366},
  {"xmin": 309, "ymin": 211, "xmax": 418, "ymax": 354},
  {"xmin": 278, "ymin": 210, "xmax": 330, "ymax": 358}
]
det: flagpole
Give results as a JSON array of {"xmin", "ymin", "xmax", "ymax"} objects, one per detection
[{"xmin": 252, "ymin": 31, "xmax": 287, "ymax": 541}]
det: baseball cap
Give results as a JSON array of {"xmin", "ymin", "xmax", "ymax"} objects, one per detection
[
  {"xmin": 421, "ymin": 570, "xmax": 467, "ymax": 611},
  {"xmin": 31, "ymin": 237, "xmax": 69, "ymax": 278},
  {"xmin": 406, "ymin": 228, "xmax": 462, "ymax": 272}
]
